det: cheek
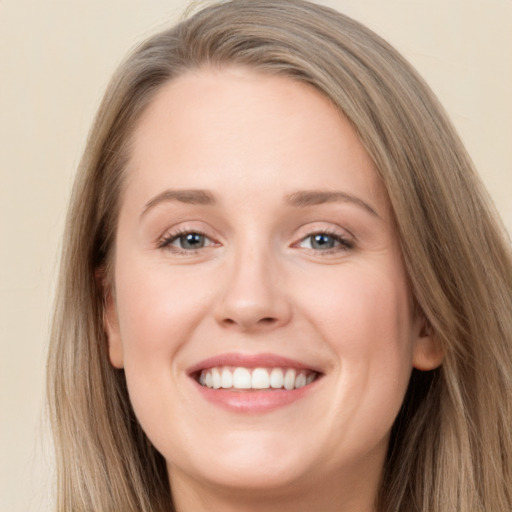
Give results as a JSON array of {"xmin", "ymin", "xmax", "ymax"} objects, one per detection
[
  {"xmin": 111, "ymin": 253, "xmax": 227, "ymax": 432},
  {"xmin": 114, "ymin": 257, "xmax": 214, "ymax": 360},
  {"xmin": 112, "ymin": 258, "xmax": 216, "ymax": 441},
  {"xmin": 299, "ymin": 264, "xmax": 415, "ymax": 426},
  {"xmin": 304, "ymin": 263, "xmax": 413, "ymax": 350}
]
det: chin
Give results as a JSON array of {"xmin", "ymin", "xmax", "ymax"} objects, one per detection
[{"xmin": 167, "ymin": 432, "xmax": 320, "ymax": 494}]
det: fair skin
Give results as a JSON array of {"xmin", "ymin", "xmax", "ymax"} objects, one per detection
[{"xmin": 105, "ymin": 67, "xmax": 442, "ymax": 512}]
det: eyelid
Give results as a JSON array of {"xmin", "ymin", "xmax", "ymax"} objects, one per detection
[
  {"xmin": 292, "ymin": 224, "xmax": 355, "ymax": 254},
  {"xmin": 299, "ymin": 233, "xmax": 347, "ymax": 247},
  {"xmin": 167, "ymin": 232, "xmax": 214, "ymax": 248},
  {"xmin": 155, "ymin": 222, "xmax": 355, "ymax": 255},
  {"xmin": 157, "ymin": 224, "xmax": 220, "ymax": 253}
]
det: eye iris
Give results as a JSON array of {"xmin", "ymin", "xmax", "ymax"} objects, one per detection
[
  {"xmin": 311, "ymin": 233, "xmax": 336, "ymax": 249},
  {"xmin": 179, "ymin": 233, "xmax": 204, "ymax": 249}
]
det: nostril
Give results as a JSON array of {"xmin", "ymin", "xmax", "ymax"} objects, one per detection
[{"xmin": 221, "ymin": 316, "xmax": 277, "ymax": 328}]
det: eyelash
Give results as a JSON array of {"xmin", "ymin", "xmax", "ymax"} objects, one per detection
[
  {"xmin": 157, "ymin": 228, "xmax": 354, "ymax": 255},
  {"xmin": 296, "ymin": 230, "xmax": 354, "ymax": 254},
  {"xmin": 158, "ymin": 228, "xmax": 216, "ymax": 254}
]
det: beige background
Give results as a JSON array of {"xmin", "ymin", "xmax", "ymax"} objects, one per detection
[{"xmin": 1, "ymin": 1, "xmax": 510, "ymax": 510}]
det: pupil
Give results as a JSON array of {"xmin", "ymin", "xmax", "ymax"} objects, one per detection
[
  {"xmin": 312, "ymin": 234, "xmax": 334, "ymax": 249},
  {"xmin": 181, "ymin": 233, "xmax": 204, "ymax": 249}
]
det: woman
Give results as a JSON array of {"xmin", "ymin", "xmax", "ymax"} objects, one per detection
[{"xmin": 47, "ymin": 0, "xmax": 512, "ymax": 510}]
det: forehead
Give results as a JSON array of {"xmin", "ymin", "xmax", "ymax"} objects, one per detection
[{"xmin": 124, "ymin": 66, "xmax": 387, "ymax": 213}]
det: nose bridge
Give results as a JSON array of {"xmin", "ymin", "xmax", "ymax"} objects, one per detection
[{"xmin": 215, "ymin": 234, "xmax": 291, "ymax": 330}]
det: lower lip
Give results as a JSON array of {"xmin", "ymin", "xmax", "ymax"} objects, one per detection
[{"xmin": 192, "ymin": 379, "xmax": 319, "ymax": 414}]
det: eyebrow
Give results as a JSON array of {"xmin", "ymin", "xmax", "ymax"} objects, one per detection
[
  {"xmin": 141, "ymin": 189, "xmax": 216, "ymax": 217},
  {"xmin": 141, "ymin": 188, "xmax": 380, "ymax": 219},
  {"xmin": 286, "ymin": 190, "xmax": 380, "ymax": 218}
]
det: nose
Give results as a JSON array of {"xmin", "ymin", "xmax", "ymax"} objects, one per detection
[{"xmin": 214, "ymin": 246, "xmax": 292, "ymax": 332}]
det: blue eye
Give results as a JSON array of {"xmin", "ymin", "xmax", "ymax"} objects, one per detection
[
  {"xmin": 159, "ymin": 231, "xmax": 214, "ymax": 252},
  {"xmin": 310, "ymin": 233, "xmax": 337, "ymax": 250},
  {"xmin": 299, "ymin": 232, "xmax": 352, "ymax": 251},
  {"xmin": 174, "ymin": 233, "xmax": 206, "ymax": 249}
]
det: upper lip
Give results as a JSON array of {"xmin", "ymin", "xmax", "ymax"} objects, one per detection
[{"xmin": 187, "ymin": 352, "xmax": 323, "ymax": 375}]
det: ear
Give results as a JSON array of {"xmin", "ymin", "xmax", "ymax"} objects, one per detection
[
  {"xmin": 412, "ymin": 316, "xmax": 444, "ymax": 371},
  {"xmin": 96, "ymin": 269, "xmax": 124, "ymax": 369}
]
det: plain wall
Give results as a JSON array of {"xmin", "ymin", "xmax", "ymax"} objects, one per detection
[{"xmin": 1, "ymin": 1, "xmax": 510, "ymax": 510}]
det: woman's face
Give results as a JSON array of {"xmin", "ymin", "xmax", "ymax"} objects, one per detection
[{"xmin": 105, "ymin": 67, "xmax": 439, "ymax": 503}]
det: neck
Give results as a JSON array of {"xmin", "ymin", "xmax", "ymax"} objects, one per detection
[{"xmin": 168, "ymin": 459, "xmax": 382, "ymax": 512}]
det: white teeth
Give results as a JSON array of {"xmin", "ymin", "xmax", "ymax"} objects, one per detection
[
  {"xmin": 198, "ymin": 366, "xmax": 317, "ymax": 391},
  {"xmin": 221, "ymin": 367, "xmax": 233, "ymax": 389},
  {"xmin": 284, "ymin": 369, "xmax": 296, "ymax": 390},
  {"xmin": 270, "ymin": 368, "xmax": 284, "ymax": 388},
  {"xmin": 211, "ymin": 368, "xmax": 222, "ymax": 389},
  {"xmin": 295, "ymin": 373, "xmax": 307, "ymax": 389},
  {"xmin": 232, "ymin": 367, "xmax": 252, "ymax": 389},
  {"xmin": 252, "ymin": 368, "xmax": 270, "ymax": 389}
]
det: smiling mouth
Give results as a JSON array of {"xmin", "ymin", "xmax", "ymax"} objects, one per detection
[{"xmin": 196, "ymin": 366, "xmax": 319, "ymax": 391}]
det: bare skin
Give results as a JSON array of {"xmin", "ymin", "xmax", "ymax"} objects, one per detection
[{"xmin": 105, "ymin": 67, "xmax": 442, "ymax": 512}]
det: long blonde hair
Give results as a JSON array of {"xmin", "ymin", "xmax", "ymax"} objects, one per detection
[{"xmin": 47, "ymin": 1, "xmax": 512, "ymax": 510}]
